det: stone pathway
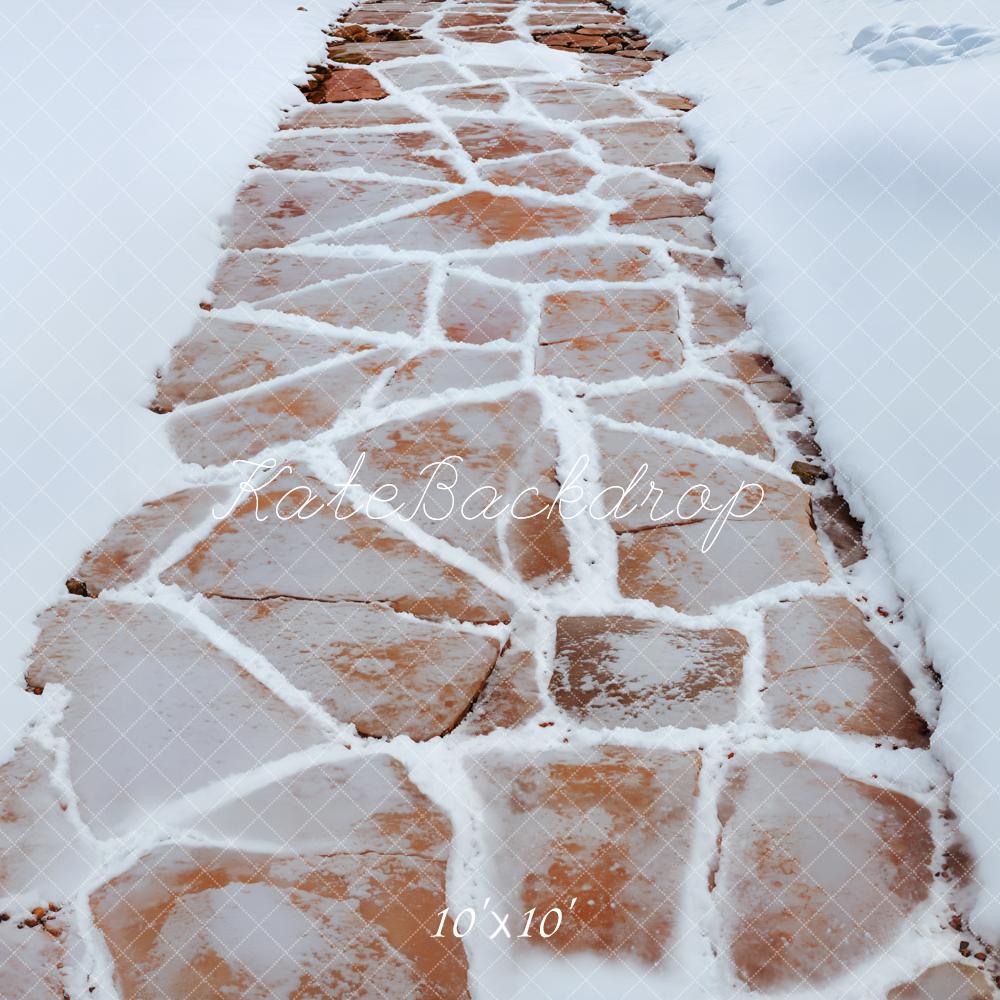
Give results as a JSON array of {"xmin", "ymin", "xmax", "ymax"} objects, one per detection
[{"xmin": 1, "ymin": 1, "xmax": 993, "ymax": 998}]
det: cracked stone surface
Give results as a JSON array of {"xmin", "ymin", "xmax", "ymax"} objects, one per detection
[{"xmin": 5, "ymin": 0, "xmax": 960, "ymax": 994}]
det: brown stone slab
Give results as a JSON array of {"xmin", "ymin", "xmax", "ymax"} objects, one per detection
[
  {"xmin": 452, "ymin": 119, "xmax": 574, "ymax": 160},
  {"xmin": 258, "ymin": 129, "xmax": 461, "ymax": 183},
  {"xmin": 281, "ymin": 99, "xmax": 424, "ymax": 129},
  {"xmin": 716, "ymin": 753, "xmax": 933, "ymax": 989},
  {"xmin": 167, "ymin": 348, "xmax": 399, "ymax": 466},
  {"xmin": 153, "ymin": 317, "xmax": 377, "ymax": 410},
  {"xmin": 206, "ymin": 597, "xmax": 501, "ymax": 740},
  {"xmin": 161, "ymin": 469, "xmax": 511, "ymax": 624},
  {"xmin": 379, "ymin": 59, "xmax": 470, "ymax": 89},
  {"xmin": 440, "ymin": 272, "xmax": 528, "ymax": 343},
  {"xmin": 583, "ymin": 120, "xmax": 694, "ymax": 166},
  {"xmin": 598, "ymin": 172, "xmax": 707, "ymax": 224},
  {"xmin": 654, "ymin": 161, "xmax": 714, "ymax": 184},
  {"xmin": 334, "ymin": 190, "xmax": 595, "ymax": 252},
  {"xmin": 0, "ymin": 918, "xmax": 70, "ymax": 1000},
  {"xmin": 516, "ymin": 79, "xmax": 645, "ymax": 121},
  {"xmin": 591, "ymin": 380, "xmax": 775, "ymax": 458},
  {"xmin": 813, "ymin": 492, "xmax": 867, "ymax": 566},
  {"xmin": 687, "ymin": 288, "xmax": 749, "ymax": 345},
  {"xmin": 477, "ymin": 242, "xmax": 666, "ymax": 284},
  {"xmin": 443, "ymin": 26, "xmax": 520, "ymax": 42},
  {"xmin": 340, "ymin": 393, "xmax": 572, "ymax": 586},
  {"xmin": 224, "ymin": 174, "xmax": 437, "ymax": 250},
  {"xmin": 763, "ymin": 596, "xmax": 928, "ymax": 745},
  {"xmin": 462, "ymin": 644, "xmax": 542, "ymax": 734},
  {"xmin": 550, "ymin": 615, "xmax": 746, "ymax": 728},
  {"xmin": 313, "ymin": 65, "xmax": 388, "ymax": 103},
  {"xmin": 481, "ymin": 150, "xmax": 597, "ymax": 195},
  {"xmin": 25, "ymin": 601, "xmax": 326, "ymax": 837},
  {"xmin": 377, "ymin": 346, "xmax": 523, "ymax": 403},
  {"xmin": 421, "ymin": 82, "xmax": 509, "ymax": 112},
  {"xmin": 92, "ymin": 845, "xmax": 469, "ymax": 999},
  {"xmin": 189, "ymin": 754, "xmax": 451, "ymax": 855},
  {"xmin": 467, "ymin": 746, "xmax": 699, "ymax": 963},
  {"xmin": 579, "ymin": 54, "xmax": 654, "ymax": 82},
  {"xmin": 889, "ymin": 964, "xmax": 995, "ymax": 1000},
  {"xmin": 71, "ymin": 484, "xmax": 230, "ymax": 595},
  {"xmin": 538, "ymin": 329, "xmax": 683, "ymax": 383},
  {"xmin": 331, "ymin": 39, "xmax": 444, "ymax": 62}
]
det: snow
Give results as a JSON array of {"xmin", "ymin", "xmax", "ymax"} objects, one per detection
[
  {"xmin": 0, "ymin": 0, "xmax": 348, "ymax": 754},
  {"xmin": 618, "ymin": 0, "xmax": 1000, "ymax": 945}
]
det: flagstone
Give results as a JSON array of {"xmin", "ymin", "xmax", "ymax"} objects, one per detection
[
  {"xmin": 379, "ymin": 59, "xmax": 470, "ymax": 89},
  {"xmin": 467, "ymin": 746, "xmax": 699, "ymax": 963},
  {"xmin": 477, "ymin": 241, "xmax": 666, "ymax": 283},
  {"xmin": 888, "ymin": 964, "xmax": 995, "ymax": 1000},
  {"xmin": 716, "ymin": 753, "xmax": 934, "ymax": 989},
  {"xmin": 550, "ymin": 616, "xmax": 746, "ymax": 729},
  {"xmin": 763, "ymin": 596, "xmax": 927, "ymax": 745},
  {"xmin": 687, "ymin": 287, "xmax": 749, "ymax": 345},
  {"xmin": 205, "ymin": 597, "xmax": 501, "ymax": 740},
  {"xmin": 0, "ymin": 918, "xmax": 70, "ymax": 1000},
  {"xmin": 161, "ymin": 467, "xmax": 512, "ymax": 623},
  {"xmin": 452, "ymin": 119, "xmax": 574, "ymax": 160},
  {"xmin": 583, "ymin": 120, "xmax": 694, "ymax": 166},
  {"xmin": 311, "ymin": 65, "xmax": 387, "ymax": 102},
  {"xmin": 377, "ymin": 346, "xmax": 523, "ymax": 403},
  {"xmin": 440, "ymin": 271, "xmax": 528, "ymax": 343},
  {"xmin": 813, "ymin": 492, "xmax": 868, "ymax": 566},
  {"xmin": 598, "ymin": 172, "xmax": 708, "ymax": 224},
  {"xmin": 422, "ymin": 82, "xmax": 509, "ymax": 111},
  {"xmin": 330, "ymin": 39, "xmax": 444, "ymax": 62},
  {"xmin": 480, "ymin": 150, "xmax": 597, "ymax": 195},
  {"xmin": 515, "ymin": 79, "xmax": 646, "ymax": 121},
  {"xmin": 25, "ymin": 600, "xmax": 326, "ymax": 838},
  {"xmin": 462, "ymin": 644, "xmax": 543, "ymax": 734},
  {"xmin": 281, "ymin": 99, "xmax": 424, "ymax": 129}
]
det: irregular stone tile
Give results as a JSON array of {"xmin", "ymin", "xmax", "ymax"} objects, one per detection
[
  {"xmin": 224, "ymin": 175, "xmax": 436, "ymax": 250},
  {"xmin": 421, "ymin": 82, "xmax": 509, "ymax": 112},
  {"xmin": 335, "ymin": 190, "xmax": 595, "ymax": 252},
  {"xmin": 378, "ymin": 347, "xmax": 522, "ymax": 403},
  {"xmin": 444, "ymin": 26, "xmax": 520, "ymax": 41},
  {"xmin": 516, "ymin": 79, "xmax": 645, "ymax": 121},
  {"xmin": 466, "ymin": 63, "xmax": 547, "ymax": 82},
  {"xmin": 440, "ymin": 272, "xmax": 528, "ymax": 343},
  {"xmin": 281, "ymin": 99, "xmax": 424, "ymax": 129},
  {"xmin": 889, "ymin": 964, "xmax": 995, "ymax": 1000},
  {"xmin": 538, "ymin": 330, "xmax": 682, "ymax": 383},
  {"xmin": 477, "ymin": 241, "xmax": 665, "ymax": 284},
  {"xmin": 253, "ymin": 263, "xmax": 428, "ymax": 333},
  {"xmin": 312, "ymin": 65, "xmax": 387, "ymax": 103},
  {"xmin": 674, "ymin": 249, "xmax": 727, "ymax": 280},
  {"xmin": 258, "ymin": 130, "xmax": 461, "ymax": 183},
  {"xmin": 638, "ymin": 91, "xmax": 696, "ymax": 113},
  {"xmin": 0, "ymin": 740, "xmax": 95, "ymax": 902},
  {"xmin": 206, "ymin": 597, "xmax": 501, "ymax": 740},
  {"xmin": 452, "ymin": 119, "xmax": 573, "ymax": 160},
  {"xmin": 813, "ymin": 493, "xmax": 867, "ymax": 566},
  {"xmin": 716, "ymin": 753, "xmax": 933, "ymax": 990},
  {"xmin": 340, "ymin": 394, "xmax": 572, "ymax": 587},
  {"xmin": 591, "ymin": 380, "xmax": 775, "ymax": 458},
  {"xmin": 331, "ymin": 39, "xmax": 443, "ymax": 62},
  {"xmin": 162, "ymin": 468, "xmax": 511, "ymax": 623},
  {"xmin": 598, "ymin": 172, "xmax": 707, "ymax": 224},
  {"xmin": 188, "ymin": 754, "xmax": 450, "ymax": 854},
  {"xmin": 92, "ymin": 845, "xmax": 469, "ymax": 999},
  {"xmin": 379, "ymin": 60, "xmax": 469, "ymax": 89},
  {"xmin": 348, "ymin": 10, "xmax": 434, "ymax": 28},
  {"xmin": 550, "ymin": 616, "xmax": 745, "ymax": 729},
  {"xmin": 71, "ymin": 485, "xmax": 230, "ymax": 595},
  {"xmin": 480, "ymin": 150, "xmax": 597, "ymax": 195},
  {"xmin": 616, "ymin": 214, "xmax": 716, "ymax": 249},
  {"xmin": 154, "ymin": 318, "xmax": 376, "ymax": 410},
  {"xmin": 579, "ymin": 54, "xmax": 653, "ymax": 83},
  {"xmin": 25, "ymin": 601, "xmax": 325, "ymax": 838},
  {"xmin": 0, "ymin": 918, "xmax": 70, "ymax": 1000},
  {"xmin": 440, "ymin": 11, "xmax": 506, "ymax": 27},
  {"xmin": 167, "ymin": 349, "xmax": 398, "ymax": 466},
  {"xmin": 462, "ymin": 644, "xmax": 542, "ymax": 734},
  {"xmin": 583, "ymin": 120, "xmax": 693, "ymax": 166},
  {"xmin": 209, "ymin": 250, "xmax": 392, "ymax": 307},
  {"xmin": 467, "ymin": 746, "xmax": 699, "ymax": 963},
  {"xmin": 763, "ymin": 596, "xmax": 927, "ymax": 745},
  {"xmin": 687, "ymin": 287, "xmax": 749, "ymax": 345},
  {"xmin": 654, "ymin": 161, "xmax": 714, "ymax": 185}
]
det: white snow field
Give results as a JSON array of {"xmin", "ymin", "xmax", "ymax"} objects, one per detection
[
  {"xmin": 0, "ymin": 0, "xmax": 347, "ymax": 752},
  {"xmin": 621, "ymin": 0, "xmax": 1000, "ymax": 947}
]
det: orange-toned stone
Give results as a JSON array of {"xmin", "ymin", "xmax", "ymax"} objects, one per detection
[
  {"xmin": 440, "ymin": 272, "xmax": 528, "ymax": 343},
  {"xmin": 259, "ymin": 129, "xmax": 461, "ymax": 183},
  {"xmin": 443, "ymin": 25, "xmax": 520, "ymax": 42},
  {"xmin": 516, "ymin": 79, "xmax": 645, "ymax": 121},
  {"xmin": 598, "ymin": 172, "xmax": 707, "ymax": 224},
  {"xmin": 480, "ymin": 150, "xmax": 597, "ymax": 195},
  {"xmin": 440, "ymin": 11, "xmax": 506, "ymax": 27},
  {"xmin": 550, "ymin": 616, "xmax": 746, "ymax": 729},
  {"xmin": 205, "ymin": 598, "xmax": 500, "ymax": 739},
  {"xmin": 462, "ymin": 644, "xmax": 542, "ymax": 734},
  {"xmin": 377, "ymin": 347, "xmax": 523, "ymax": 403},
  {"xmin": 153, "ymin": 318, "xmax": 376, "ymax": 410},
  {"xmin": 348, "ymin": 9, "xmax": 434, "ymax": 27},
  {"xmin": 467, "ymin": 746, "xmax": 699, "ymax": 963},
  {"xmin": 251, "ymin": 262, "xmax": 429, "ymax": 333},
  {"xmin": 224, "ymin": 175, "xmax": 435, "ymax": 250},
  {"xmin": 334, "ymin": 190, "xmax": 595, "ymax": 252},
  {"xmin": 687, "ymin": 287, "xmax": 749, "ymax": 345},
  {"xmin": 161, "ymin": 468, "xmax": 511, "ymax": 623},
  {"xmin": 331, "ymin": 39, "xmax": 443, "ymax": 62},
  {"xmin": 209, "ymin": 251, "xmax": 392, "ymax": 307},
  {"xmin": 477, "ymin": 241, "xmax": 666, "ymax": 284},
  {"xmin": 888, "ymin": 964, "xmax": 994, "ymax": 1000},
  {"xmin": 580, "ymin": 53, "xmax": 655, "ymax": 82},
  {"xmin": 452, "ymin": 119, "xmax": 573, "ymax": 160},
  {"xmin": 71, "ymin": 484, "xmax": 229, "ymax": 594},
  {"xmin": 422, "ymin": 82, "xmax": 509, "ymax": 111},
  {"xmin": 763, "ymin": 596, "xmax": 927, "ymax": 745},
  {"xmin": 614, "ymin": 213, "xmax": 716, "ymax": 249},
  {"xmin": 583, "ymin": 119, "xmax": 693, "ymax": 166},
  {"xmin": 281, "ymin": 99, "xmax": 424, "ymax": 129},
  {"xmin": 166, "ymin": 348, "xmax": 398, "ymax": 466},
  {"xmin": 313, "ymin": 65, "xmax": 387, "ymax": 103},
  {"xmin": 0, "ymin": 917, "xmax": 69, "ymax": 1000},
  {"xmin": 340, "ymin": 393, "xmax": 572, "ymax": 587},
  {"xmin": 591, "ymin": 380, "xmax": 775, "ymax": 458},
  {"xmin": 25, "ymin": 601, "xmax": 326, "ymax": 837},
  {"xmin": 92, "ymin": 845, "xmax": 469, "ymax": 999},
  {"xmin": 638, "ymin": 91, "xmax": 696, "ymax": 112},
  {"xmin": 379, "ymin": 59, "xmax": 469, "ymax": 89},
  {"xmin": 654, "ymin": 161, "xmax": 715, "ymax": 185},
  {"xmin": 813, "ymin": 492, "xmax": 867, "ymax": 566},
  {"xmin": 716, "ymin": 753, "xmax": 934, "ymax": 990}
]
